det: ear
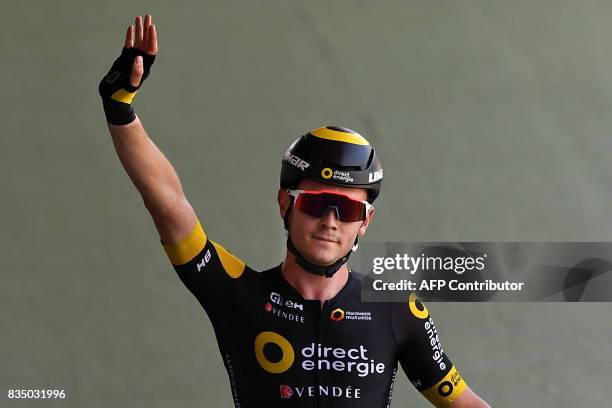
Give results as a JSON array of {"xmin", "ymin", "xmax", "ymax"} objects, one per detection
[
  {"xmin": 357, "ymin": 207, "xmax": 376, "ymax": 238},
  {"xmin": 278, "ymin": 189, "xmax": 292, "ymax": 218}
]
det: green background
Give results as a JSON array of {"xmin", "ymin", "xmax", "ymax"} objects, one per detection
[{"xmin": 2, "ymin": 1, "xmax": 612, "ymax": 407}]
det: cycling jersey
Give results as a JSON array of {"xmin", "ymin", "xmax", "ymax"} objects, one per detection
[{"xmin": 162, "ymin": 219, "xmax": 467, "ymax": 408}]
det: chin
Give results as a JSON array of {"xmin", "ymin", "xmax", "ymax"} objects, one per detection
[
  {"xmin": 303, "ymin": 247, "xmax": 343, "ymax": 266},
  {"xmin": 292, "ymin": 236, "xmax": 347, "ymax": 266}
]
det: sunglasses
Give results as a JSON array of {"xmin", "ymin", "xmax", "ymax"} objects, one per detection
[{"xmin": 285, "ymin": 189, "xmax": 373, "ymax": 222}]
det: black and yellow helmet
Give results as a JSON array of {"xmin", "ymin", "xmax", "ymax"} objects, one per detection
[{"xmin": 280, "ymin": 126, "xmax": 383, "ymax": 202}]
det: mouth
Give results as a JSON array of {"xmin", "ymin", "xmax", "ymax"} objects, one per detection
[{"xmin": 312, "ymin": 235, "xmax": 338, "ymax": 244}]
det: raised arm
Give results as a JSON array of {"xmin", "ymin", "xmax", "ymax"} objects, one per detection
[{"xmin": 99, "ymin": 15, "xmax": 196, "ymax": 244}]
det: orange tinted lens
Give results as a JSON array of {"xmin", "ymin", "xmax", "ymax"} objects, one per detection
[{"xmin": 295, "ymin": 192, "xmax": 365, "ymax": 222}]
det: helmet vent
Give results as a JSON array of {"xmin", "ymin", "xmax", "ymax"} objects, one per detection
[
  {"xmin": 326, "ymin": 125, "xmax": 358, "ymax": 134},
  {"xmin": 320, "ymin": 161, "xmax": 363, "ymax": 171}
]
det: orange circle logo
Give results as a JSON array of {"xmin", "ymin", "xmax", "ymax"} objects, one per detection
[{"xmin": 330, "ymin": 308, "xmax": 345, "ymax": 321}]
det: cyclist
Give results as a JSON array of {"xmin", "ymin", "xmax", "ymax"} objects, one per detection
[{"xmin": 99, "ymin": 14, "xmax": 491, "ymax": 408}]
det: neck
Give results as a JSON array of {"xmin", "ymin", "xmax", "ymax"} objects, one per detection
[{"xmin": 281, "ymin": 251, "xmax": 349, "ymax": 301}]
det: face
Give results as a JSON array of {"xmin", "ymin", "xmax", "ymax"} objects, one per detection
[{"xmin": 278, "ymin": 180, "xmax": 376, "ymax": 266}]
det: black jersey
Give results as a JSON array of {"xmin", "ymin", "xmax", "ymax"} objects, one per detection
[{"xmin": 162, "ymin": 220, "xmax": 467, "ymax": 408}]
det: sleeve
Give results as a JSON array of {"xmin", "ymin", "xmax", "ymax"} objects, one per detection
[
  {"xmin": 390, "ymin": 293, "xmax": 467, "ymax": 408},
  {"xmin": 161, "ymin": 218, "xmax": 247, "ymax": 318}
]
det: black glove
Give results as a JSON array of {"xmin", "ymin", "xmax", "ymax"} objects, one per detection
[{"xmin": 98, "ymin": 47, "xmax": 155, "ymax": 125}]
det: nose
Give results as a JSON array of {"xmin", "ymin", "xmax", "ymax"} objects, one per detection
[{"xmin": 320, "ymin": 206, "xmax": 340, "ymax": 229}]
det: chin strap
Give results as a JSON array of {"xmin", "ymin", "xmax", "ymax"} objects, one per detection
[{"xmin": 286, "ymin": 235, "xmax": 358, "ymax": 278}]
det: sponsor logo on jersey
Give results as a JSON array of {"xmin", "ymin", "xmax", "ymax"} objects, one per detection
[
  {"xmin": 284, "ymin": 151, "xmax": 310, "ymax": 171},
  {"xmin": 424, "ymin": 317, "xmax": 447, "ymax": 371},
  {"xmin": 266, "ymin": 292, "xmax": 305, "ymax": 323},
  {"xmin": 438, "ymin": 381, "xmax": 453, "ymax": 397},
  {"xmin": 330, "ymin": 308, "xmax": 372, "ymax": 321},
  {"xmin": 265, "ymin": 303, "xmax": 305, "ymax": 324},
  {"xmin": 279, "ymin": 384, "xmax": 293, "ymax": 399},
  {"xmin": 279, "ymin": 384, "xmax": 362, "ymax": 399},
  {"xmin": 409, "ymin": 293, "xmax": 429, "ymax": 319},
  {"xmin": 254, "ymin": 331, "xmax": 386, "ymax": 377},
  {"xmin": 196, "ymin": 249, "xmax": 212, "ymax": 272},
  {"xmin": 330, "ymin": 308, "xmax": 345, "ymax": 321},
  {"xmin": 270, "ymin": 292, "xmax": 303, "ymax": 310},
  {"xmin": 224, "ymin": 354, "xmax": 242, "ymax": 407},
  {"xmin": 386, "ymin": 367, "xmax": 398, "ymax": 408},
  {"xmin": 437, "ymin": 370, "xmax": 462, "ymax": 397},
  {"xmin": 300, "ymin": 342, "xmax": 385, "ymax": 377}
]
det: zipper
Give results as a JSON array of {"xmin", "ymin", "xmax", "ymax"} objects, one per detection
[{"xmin": 313, "ymin": 300, "xmax": 324, "ymax": 408}]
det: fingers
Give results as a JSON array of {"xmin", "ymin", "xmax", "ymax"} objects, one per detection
[
  {"xmin": 130, "ymin": 56, "xmax": 144, "ymax": 87},
  {"xmin": 124, "ymin": 25, "xmax": 134, "ymax": 48},
  {"xmin": 134, "ymin": 16, "xmax": 143, "ymax": 48},
  {"xmin": 144, "ymin": 14, "xmax": 152, "ymax": 34},
  {"xmin": 126, "ymin": 14, "xmax": 156, "ymax": 54},
  {"xmin": 142, "ymin": 15, "xmax": 157, "ymax": 55},
  {"xmin": 128, "ymin": 15, "xmax": 157, "ymax": 54},
  {"xmin": 147, "ymin": 24, "xmax": 158, "ymax": 55}
]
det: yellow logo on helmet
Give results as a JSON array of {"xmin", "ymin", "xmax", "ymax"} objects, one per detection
[{"xmin": 321, "ymin": 168, "xmax": 333, "ymax": 179}]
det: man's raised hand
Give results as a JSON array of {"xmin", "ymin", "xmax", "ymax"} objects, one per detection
[
  {"xmin": 126, "ymin": 15, "xmax": 158, "ymax": 87},
  {"xmin": 99, "ymin": 14, "xmax": 158, "ymax": 125}
]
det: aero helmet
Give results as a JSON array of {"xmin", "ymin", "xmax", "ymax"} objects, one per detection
[{"xmin": 280, "ymin": 126, "xmax": 383, "ymax": 203}]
